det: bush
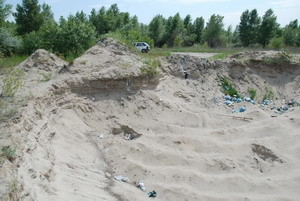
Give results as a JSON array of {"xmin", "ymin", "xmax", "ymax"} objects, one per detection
[
  {"xmin": 0, "ymin": 27, "xmax": 21, "ymax": 56},
  {"xmin": 219, "ymin": 76, "xmax": 241, "ymax": 97},
  {"xmin": 21, "ymin": 31, "xmax": 43, "ymax": 55},
  {"xmin": 269, "ymin": 37, "xmax": 284, "ymax": 49},
  {"xmin": 140, "ymin": 58, "xmax": 160, "ymax": 76}
]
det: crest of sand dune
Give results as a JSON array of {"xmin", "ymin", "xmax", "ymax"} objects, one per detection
[{"xmin": 1, "ymin": 38, "xmax": 300, "ymax": 201}]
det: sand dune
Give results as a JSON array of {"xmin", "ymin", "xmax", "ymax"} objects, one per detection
[{"xmin": 1, "ymin": 38, "xmax": 300, "ymax": 201}]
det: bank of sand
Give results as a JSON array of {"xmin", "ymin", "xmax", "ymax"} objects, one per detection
[{"xmin": 1, "ymin": 38, "xmax": 300, "ymax": 201}]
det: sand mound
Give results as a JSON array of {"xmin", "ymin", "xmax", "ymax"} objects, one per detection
[
  {"xmin": 1, "ymin": 43, "xmax": 300, "ymax": 201},
  {"xmin": 18, "ymin": 49, "xmax": 68, "ymax": 72}
]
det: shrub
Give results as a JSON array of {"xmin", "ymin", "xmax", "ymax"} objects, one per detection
[
  {"xmin": 269, "ymin": 37, "xmax": 284, "ymax": 49},
  {"xmin": 0, "ymin": 27, "xmax": 21, "ymax": 56},
  {"xmin": 219, "ymin": 76, "xmax": 241, "ymax": 97},
  {"xmin": 140, "ymin": 58, "xmax": 160, "ymax": 76}
]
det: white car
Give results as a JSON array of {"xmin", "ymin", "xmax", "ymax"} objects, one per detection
[{"xmin": 133, "ymin": 42, "xmax": 150, "ymax": 53}]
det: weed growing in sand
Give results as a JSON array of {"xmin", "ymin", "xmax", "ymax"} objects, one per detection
[
  {"xmin": 248, "ymin": 88, "xmax": 257, "ymax": 100},
  {"xmin": 141, "ymin": 58, "xmax": 160, "ymax": 76},
  {"xmin": 262, "ymin": 52, "xmax": 291, "ymax": 65},
  {"xmin": 263, "ymin": 87, "xmax": 275, "ymax": 100},
  {"xmin": 1, "ymin": 146, "xmax": 16, "ymax": 162},
  {"xmin": 1, "ymin": 69, "xmax": 24, "ymax": 97},
  {"xmin": 40, "ymin": 72, "xmax": 52, "ymax": 82},
  {"xmin": 219, "ymin": 76, "xmax": 241, "ymax": 98}
]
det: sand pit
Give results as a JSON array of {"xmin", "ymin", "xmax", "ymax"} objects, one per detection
[{"xmin": 1, "ymin": 38, "xmax": 300, "ymax": 201}]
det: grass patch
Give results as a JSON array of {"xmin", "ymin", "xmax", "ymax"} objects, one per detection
[
  {"xmin": 0, "ymin": 55, "xmax": 27, "ymax": 70},
  {"xmin": 1, "ymin": 68, "xmax": 24, "ymax": 97},
  {"xmin": 140, "ymin": 57, "xmax": 160, "ymax": 77},
  {"xmin": 263, "ymin": 87, "xmax": 275, "ymax": 100},
  {"xmin": 262, "ymin": 52, "xmax": 291, "ymax": 65},
  {"xmin": 219, "ymin": 76, "xmax": 241, "ymax": 98},
  {"xmin": 248, "ymin": 88, "xmax": 257, "ymax": 100}
]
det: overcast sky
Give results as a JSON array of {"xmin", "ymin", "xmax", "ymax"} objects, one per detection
[{"xmin": 9, "ymin": 0, "xmax": 300, "ymax": 27}]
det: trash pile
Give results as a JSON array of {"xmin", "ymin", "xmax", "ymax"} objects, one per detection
[
  {"xmin": 260, "ymin": 98, "xmax": 299, "ymax": 114},
  {"xmin": 222, "ymin": 94, "xmax": 299, "ymax": 114}
]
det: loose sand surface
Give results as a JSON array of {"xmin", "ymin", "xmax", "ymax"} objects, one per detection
[{"xmin": 1, "ymin": 39, "xmax": 300, "ymax": 201}]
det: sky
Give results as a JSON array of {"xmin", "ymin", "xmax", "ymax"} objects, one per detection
[{"xmin": 8, "ymin": 0, "xmax": 300, "ymax": 28}]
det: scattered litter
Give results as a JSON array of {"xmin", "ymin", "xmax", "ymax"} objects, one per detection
[
  {"xmin": 224, "ymin": 100, "xmax": 233, "ymax": 105},
  {"xmin": 136, "ymin": 181, "xmax": 146, "ymax": 191},
  {"xmin": 233, "ymin": 106, "xmax": 246, "ymax": 113},
  {"xmin": 97, "ymin": 134, "xmax": 104, "ymax": 139},
  {"xmin": 148, "ymin": 190, "xmax": 157, "ymax": 198},
  {"xmin": 224, "ymin": 95, "xmax": 231, "ymax": 100},
  {"xmin": 114, "ymin": 175, "xmax": 129, "ymax": 182},
  {"xmin": 124, "ymin": 134, "xmax": 132, "ymax": 140},
  {"xmin": 244, "ymin": 97, "xmax": 256, "ymax": 104}
]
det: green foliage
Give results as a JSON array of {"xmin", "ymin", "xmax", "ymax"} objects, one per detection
[
  {"xmin": 203, "ymin": 14, "xmax": 224, "ymax": 47},
  {"xmin": 258, "ymin": 9, "xmax": 278, "ymax": 47},
  {"xmin": 51, "ymin": 15, "xmax": 96, "ymax": 57},
  {"xmin": 1, "ymin": 68, "xmax": 24, "ymax": 97},
  {"xmin": 22, "ymin": 31, "xmax": 43, "ymax": 55},
  {"xmin": 263, "ymin": 87, "xmax": 275, "ymax": 100},
  {"xmin": 269, "ymin": 37, "xmax": 284, "ymax": 49},
  {"xmin": 148, "ymin": 15, "xmax": 166, "ymax": 47},
  {"xmin": 283, "ymin": 20, "xmax": 298, "ymax": 46},
  {"xmin": 140, "ymin": 57, "xmax": 160, "ymax": 76},
  {"xmin": 13, "ymin": 0, "xmax": 44, "ymax": 35},
  {"xmin": 239, "ymin": 9, "xmax": 260, "ymax": 47},
  {"xmin": 193, "ymin": 17, "xmax": 205, "ymax": 44},
  {"xmin": 0, "ymin": 0, "xmax": 12, "ymax": 25},
  {"xmin": 248, "ymin": 88, "xmax": 257, "ymax": 100},
  {"xmin": 0, "ymin": 27, "xmax": 22, "ymax": 56},
  {"xmin": 219, "ymin": 76, "xmax": 241, "ymax": 97},
  {"xmin": 0, "ymin": 55, "xmax": 27, "ymax": 70}
]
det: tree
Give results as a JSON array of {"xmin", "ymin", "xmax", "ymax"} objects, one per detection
[
  {"xmin": 148, "ymin": 15, "xmax": 166, "ymax": 47},
  {"xmin": 193, "ymin": 17, "xmax": 205, "ymax": 44},
  {"xmin": 239, "ymin": 9, "xmax": 260, "ymax": 46},
  {"xmin": 13, "ymin": 0, "xmax": 44, "ymax": 35},
  {"xmin": 258, "ymin": 9, "xmax": 278, "ymax": 47},
  {"xmin": 203, "ymin": 14, "xmax": 224, "ymax": 47},
  {"xmin": 53, "ymin": 15, "xmax": 96, "ymax": 57},
  {"xmin": 164, "ymin": 13, "xmax": 185, "ymax": 47},
  {"xmin": 283, "ymin": 19, "xmax": 298, "ymax": 46},
  {"xmin": 0, "ymin": 0, "xmax": 12, "ymax": 25}
]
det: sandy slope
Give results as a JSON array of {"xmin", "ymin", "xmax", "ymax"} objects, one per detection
[{"xmin": 1, "ymin": 39, "xmax": 300, "ymax": 201}]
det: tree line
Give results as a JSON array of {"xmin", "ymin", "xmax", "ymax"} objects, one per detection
[{"xmin": 0, "ymin": 0, "xmax": 299, "ymax": 57}]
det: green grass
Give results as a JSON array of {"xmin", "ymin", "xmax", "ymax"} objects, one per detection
[
  {"xmin": 0, "ymin": 55, "xmax": 27, "ymax": 72},
  {"xmin": 248, "ymin": 88, "xmax": 257, "ymax": 100},
  {"xmin": 219, "ymin": 76, "xmax": 241, "ymax": 98},
  {"xmin": 140, "ymin": 57, "xmax": 160, "ymax": 77},
  {"xmin": 263, "ymin": 87, "xmax": 275, "ymax": 100}
]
